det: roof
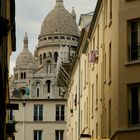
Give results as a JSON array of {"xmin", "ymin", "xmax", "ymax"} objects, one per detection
[
  {"xmin": 40, "ymin": 0, "xmax": 79, "ymax": 37},
  {"xmin": 15, "ymin": 33, "xmax": 34, "ymax": 69}
]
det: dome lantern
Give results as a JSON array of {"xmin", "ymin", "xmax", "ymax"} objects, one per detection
[
  {"xmin": 55, "ymin": 0, "xmax": 64, "ymax": 8},
  {"xmin": 23, "ymin": 32, "xmax": 28, "ymax": 49},
  {"xmin": 71, "ymin": 7, "xmax": 76, "ymax": 21}
]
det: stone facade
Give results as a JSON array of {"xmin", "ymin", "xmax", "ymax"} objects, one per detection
[{"xmin": 9, "ymin": 0, "xmax": 79, "ymax": 140}]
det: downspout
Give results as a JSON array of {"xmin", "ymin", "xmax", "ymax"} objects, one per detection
[{"xmin": 77, "ymin": 56, "xmax": 81, "ymax": 140}]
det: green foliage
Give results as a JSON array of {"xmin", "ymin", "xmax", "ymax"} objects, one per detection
[{"xmin": 6, "ymin": 121, "xmax": 17, "ymax": 137}]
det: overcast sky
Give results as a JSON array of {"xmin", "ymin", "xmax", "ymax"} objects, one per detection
[{"xmin": 10, "ymin": 0, "xmax": 97, "ymax": 75}]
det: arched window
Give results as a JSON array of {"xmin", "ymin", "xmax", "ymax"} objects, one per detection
[
  {"xmin": 43, "ymin": 53, "xmax": 46, "ymax": 59},
  {"xmin": 49, "ymin": 52, "xmax": 52, "ymax": 57},
  {"xmin": 24, "ymin": 72, "xmax": 26, "ymax": 79},
  {"xmin": 54, "ymin": 52, "xmax": 58, "ymax": 62},
  {"xmin": 21, "ymin": 72, "xmax": 23, "ymax": 79},
  {"xmin": 40, "ymin": 54, "xmax": 42, "ymax": 65},
  {"xmin": 46, "ymin": 80, "xmax": 51, "ymax": 93},
  {"xmin": 37, "ymin": 88, "xmax": 39, "ymax": 97},
  {"xmin": 36, "ymin": 82, "xmax": 40, "ymax": 97}
]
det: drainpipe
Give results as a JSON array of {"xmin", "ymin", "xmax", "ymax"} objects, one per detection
[{"xmin": 77, "ymin": 56, "xmax": 81, "ymax": 140}]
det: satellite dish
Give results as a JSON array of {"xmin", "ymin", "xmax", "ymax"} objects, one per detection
[{"xmin": 13, "ymin": 89, "xmax": 20, "ymax": 97}]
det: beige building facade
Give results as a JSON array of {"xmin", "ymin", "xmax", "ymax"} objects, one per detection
[{"xmin": 67, "ymin": 0, "xmax": 140, "ymax": 140}]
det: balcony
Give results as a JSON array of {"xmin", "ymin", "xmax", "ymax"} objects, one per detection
[
  {"xmin": 128, "ymin": 108, "xmax": 140, "ymax": 126},
  {"xmin": 128, "ymin": 43, "xmax": 140, "ymax": 61}
]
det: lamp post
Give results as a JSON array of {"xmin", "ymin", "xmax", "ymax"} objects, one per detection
[{"xmin": 22, "ymin": 99, "xmax": 26, "ymax": 140}]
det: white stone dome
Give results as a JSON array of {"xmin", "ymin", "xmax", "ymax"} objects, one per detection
[
  {"xmin": 40, "ymin": 0, "xmax": 79, "ymax": 36},
  {"xmin": 16, "ymin": 33, "xmax": 34, "ymax": 68}
]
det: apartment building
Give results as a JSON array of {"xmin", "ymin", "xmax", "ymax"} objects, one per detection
[{"xmin": 66, "ymin": 0, "xmax": 140, "ymax": 140}]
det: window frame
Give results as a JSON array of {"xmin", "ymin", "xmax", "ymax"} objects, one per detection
[
  {"xmin": 55, "ymin": 130, "xmax": 64, "ymax": 140},
  {"xmin": 56, "ymin": 105, "xmax": 65, "ymax": 121},
  {"xmin": 128, "ymin": 19, "xmax": 140, "ymax": 61},
  {"xmin": 33, "ymin": 130, "xmax": 42, "ymax": 140},
  {"xmin": 34, "ymin": 104, "xmax": 43, "ymax": 121}
]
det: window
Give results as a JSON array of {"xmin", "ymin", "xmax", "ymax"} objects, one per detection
[
  {"xmin": 43, "ymin": 37, "xmax": 46, "ymax": 40},
  {"xmin": 40, "ymin": 54, "xmax": 42, "ymax": 65},
  {"xmin": 109, "ymin": 42, "xmax": 111, "ymax": 81},
  {"xmin": 92, "ymin": 84, "xmax": 94, "ymax": 116},
  {"xmin": 128, "ymin": 20, "xmax": 140, "ymax": 61},
  {"xmin": 74, "ymin": 85, "xmax": 77, "ymax": 107},
  {"xmin": 43, "ymin": 53, "xmax": 46, "ymax": 59},
  {"xmin": 109, "ymin": 0, "xmax": 112, "ymax": 20},
  {"xmin": 36, "ymin": 82, "xmax": 40, "ymax": 97},
  {"xmin": 21, "ymin": 72, "xmax": 23, "ymax": 79},
  {"xmin": 24, "ymin": 72, "xmax": 26, "ymax": 79},
  {"xmin": 72, "ymin": 37, "xmax": 75, "ymax": 41},
  {"xmin": 81, "ymin": 110, "xmax": 83, "ymax": 132},
  {"xmin": 103, "ymin": 53, "xmax": 106, "ymax": 82},
  {"xmin": 84, "ymin": 60, "xmax": 86, "ymax": 86},
  {"xmin": 34, "ymin": 105, "xmax": 43, "ymax": 121},
  {"xmin": 109, "ymin": 100, "xmax": 111, "ymax": 137},
  {"xmin": 56, "ymin": 105, "xmax": 65, "ymax": 121},
  {"xmin": 48, "ymin": 36, "xmax": 52, "ymax": 40},
  {"xmin": 60, "ymin": 36, "xmax": 65, "ymax": 39},
  {"xmin": 96, "ymin": 75, "xmax": 98, "ymax": 108},
  {"xmin": 55, "ymin": 130, "xmax": 64, "ymax": 140},
  {"xmin": 97, "ymin": 24, "xmax": 99, "ymax": 48},
  {"xmin": 128, "ymin": 84, "xmax": 140, "ymax": 125},
  {"xmin": 67, "ymin": 37, "xmax": 71, "ymax": 40},
  {"xmin": 96, "ymin": 123, "xmax": 98, "ymax": 138},
  {"xmin": 54, "ymin": 52, "xmax": 58, "ymax": 62},
  {"xmin": 54, "ymin": 36, "xmax": 59, "ymax": 39},
  {"xmin": 37, "ymin": 88, "xmax": 39, "ymax": 97},
  {"xmin": 9, "ymin": 109, "xmax": 14, "ymax": 121},
  {"xmin": 46, "ymin": 80, "xmax": 51, "ymax": 93},
  {"xmin": 34, "ymin": 130, "xmax": 42, "ymax": 140},
  {"xmin": 81, "ymin": 70, "xmax": 83, "ymax": 95},
  {"xmin": 104, "ymin": 0, "xmax": 108, "ymax": 26}
]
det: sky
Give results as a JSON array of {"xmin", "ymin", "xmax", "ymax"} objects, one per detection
[{"xmin": 10, "ymin": 0, "xmax": 98, "ymax": 75}]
